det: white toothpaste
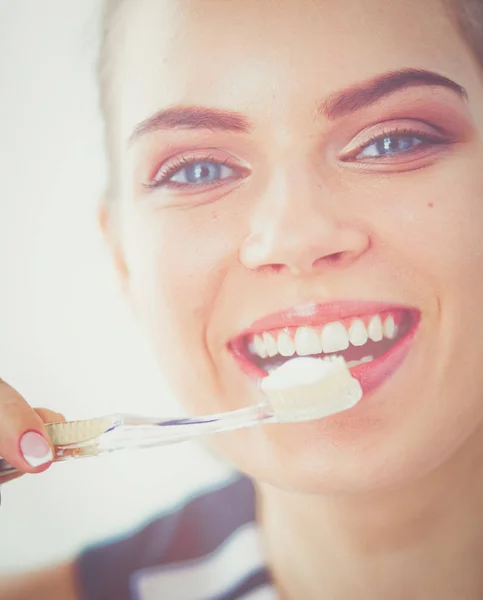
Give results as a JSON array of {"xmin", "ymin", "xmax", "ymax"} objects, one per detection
[{"xmin": 260, "ymin": 356, "xmax": 363, "ymax": 422}]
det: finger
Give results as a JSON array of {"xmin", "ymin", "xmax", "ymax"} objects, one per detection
[
  {"xmin": 0, "ymin": 379, "xmax": 54, "ymax": 474},
  {"xmin": 34, "ymin": 408, "xmax": 66, "ymax": 424}
]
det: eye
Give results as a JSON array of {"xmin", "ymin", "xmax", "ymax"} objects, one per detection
[
  {"xmin": 169, "ymin": 160, "xmax": 235, "ymax": 185},
  {"xmin": 146, "ymin": 152, "xmax": 249, "ymax": 192},
  {"xmin": 340, "ymin": 121, "xmax": 457, "ymax": 169},
  {"xmin": 356, "ymin": 133, "xmax": 426, "ymax": 159}
]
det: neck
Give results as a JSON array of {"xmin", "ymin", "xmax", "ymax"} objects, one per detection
[{"xmin": 257, "ymin": 432, "xmax": 483, "ymax": 600}]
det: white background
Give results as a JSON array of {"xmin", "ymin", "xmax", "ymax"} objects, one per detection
[{"xmin": 0, "ymin": 0, "xmax": 230, "ymax": 573}]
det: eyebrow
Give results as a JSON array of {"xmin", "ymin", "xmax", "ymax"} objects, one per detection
[
  {"xmin": 320, "ymin": 68, "xmax": 467, "ymax": 119},
  {"xmin": 129, "ymin": 106, "xmax": 252, "ymax": 144},
  {"xmin": 129, "ymin": 69, "xmax": 467, "ymax": 144}
]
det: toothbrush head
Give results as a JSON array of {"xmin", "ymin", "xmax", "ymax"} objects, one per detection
[
  {"xmin": 260, "ymin": 356, "xmax": 363, "ymax": 422},
  {"xmin": 45, "ymin": 417, "xmax": 120, "ymax": 446}
]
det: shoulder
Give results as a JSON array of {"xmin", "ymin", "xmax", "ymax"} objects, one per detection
[{"xmin": 76, "ymin": 474, "xmax": 261, "ymax": 600}]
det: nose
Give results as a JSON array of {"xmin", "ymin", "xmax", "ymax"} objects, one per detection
[{"xmin": 239, "ymin": 174, "xmax": 370, "ymax": 275}]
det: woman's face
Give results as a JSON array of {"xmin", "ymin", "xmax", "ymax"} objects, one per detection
[{"xmin": 105, "ymin": 0, "xmax": 483, "ymax": 493}]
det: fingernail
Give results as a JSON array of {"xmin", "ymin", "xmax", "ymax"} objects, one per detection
[{"xmin": 20, "ymin": 431, "xmax": 53, "ymax": 467}]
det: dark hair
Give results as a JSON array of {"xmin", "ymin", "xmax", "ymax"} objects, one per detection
[
  {"xmin": 444, "ymin": 0, "xmax": 483, "ymax": 67},
  {"xmin": 98, "ymin": 0, "xmax": 483, "ymax": 201}
]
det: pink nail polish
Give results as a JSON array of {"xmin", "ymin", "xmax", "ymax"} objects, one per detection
[{"xmin": 20, "ymin": 431, "xmax": 53, "ymax": 467}]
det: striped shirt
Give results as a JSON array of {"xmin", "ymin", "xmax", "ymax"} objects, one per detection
[{"xmin": 77, "ymin": 475, "xmax": 278, "ymax": 600}]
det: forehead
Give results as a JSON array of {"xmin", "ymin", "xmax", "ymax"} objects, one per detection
[{"xmin": 113, "ymin": 0, "xmax": 473, "ymax": 142}]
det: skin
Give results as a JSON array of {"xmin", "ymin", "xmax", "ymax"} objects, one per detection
[
  {"xmin": 106, "ymin": 0, "xmax": 483, "ymax": 495},
  {"xmin": 3, "ymin": 0, "xmax": 483, "ymax": 597}
]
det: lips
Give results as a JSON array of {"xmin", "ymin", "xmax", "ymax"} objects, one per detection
[{"xmin": 229, "ymin": 301, "xmax": 420, "ymax": 398}]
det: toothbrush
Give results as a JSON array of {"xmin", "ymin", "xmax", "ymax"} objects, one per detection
[{"xmin": 0, "ymin": 356, "xmax": 362, "ymax": 477}]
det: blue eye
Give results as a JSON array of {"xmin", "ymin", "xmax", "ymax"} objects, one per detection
[
  {"xmin": 169, "ymin": 161, "xmax": 235, "ymax": 185},
  {"xmin": 357, "ymin": 134, "xmax": 425, "ymax": 159}
]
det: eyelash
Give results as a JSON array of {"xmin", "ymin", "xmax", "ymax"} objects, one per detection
[
  {"xmin": 347, "ymin": 125, "xmax": 453, "ymax": 160},
  {"xmin": 144, "ymin": 153, "xmax": 242, "ymax": 191},
  {"xmin": 144, "ymin": 126, "xmax": 454, "ymax": 191}
]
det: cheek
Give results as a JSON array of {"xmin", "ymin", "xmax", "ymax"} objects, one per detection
[
  {"xmin": 365, "ymin": 153, "xmax": 483, "ymax": 292},
  {"xmin": 119, "ymin": 201, "xmax": 244, "ymax": 402},
  {"xmin": 123, "ymin": 205, "xmax": 229, "ymax": 297}
]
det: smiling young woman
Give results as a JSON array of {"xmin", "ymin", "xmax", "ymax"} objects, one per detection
[{"xmin": 3, "ymin": 0, "xmax": 483, "ymax": 598}]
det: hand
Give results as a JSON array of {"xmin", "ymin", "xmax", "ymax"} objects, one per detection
[{"xmin": 0, "ymin": 378, "xmax": 64, "ymax": 485}]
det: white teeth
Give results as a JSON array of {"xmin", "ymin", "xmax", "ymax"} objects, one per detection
[
  {"xmin": 252, "ymin": 335, "xmax": 268, "ymax": 359},
  {"xmin": 368, "ymin": 315, "xmax": 383, "ymax": 342},
  {"xmin": 348, "ymin": 319, "xmax": 368, "ymax": 347},
  {"xmin": 320, "ymin": 321, "xmax": 349, "ymax": 354},
  {"xmin": 294, "ymin": 327, "xmax": 322, "ymax": 356},
  {"xmin": 278, "ymin": 331, "xmax": 295, "ymax": 357},
  {"xmin": 249, "ymin": 313, "xmax": 401, "ymax": 361},
  {"xmin": 263, "ymin": 332, "xmax": 278, "ymax": 358},
  {"xmin": 347, "ymin": 355, "xmax": 374, "ymax": 368},
  {"xmin": 383, "ymin": 315, "xmax": 397, "ymax": 340}
]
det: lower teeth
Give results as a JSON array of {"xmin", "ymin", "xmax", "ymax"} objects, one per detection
[
  {"xmin": 267, "ymin": 354, "xmax": 374, "ymax": 373},
  {"xmin": 347, "ymin": 355, "xmax": 374, "ymax": 368}
]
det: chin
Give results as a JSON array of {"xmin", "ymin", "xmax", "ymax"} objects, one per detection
[{"xmin": 209, "ymin": 393, "xmax": 483, "ymax": 497}]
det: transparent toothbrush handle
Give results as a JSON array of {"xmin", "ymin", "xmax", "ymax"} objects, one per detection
[
  {"xmin": 0, "ymin": 404, "xmax": 273, "ymax": 477},
  {"xmin": 102, "ymin": 403, "xmax": 274, "ymax": 451}
]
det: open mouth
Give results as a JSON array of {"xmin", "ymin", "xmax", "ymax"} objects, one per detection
[{"xmin": 229, "ymin": 306, "xmax": 419, "ymax": 388}]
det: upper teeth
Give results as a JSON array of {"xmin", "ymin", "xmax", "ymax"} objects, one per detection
[
  {"xmin": 348, "ymin": 319, "xmax": 368, "ymax": 347},
  {"xmin": 320, "ymin": 322, "xmax": 348, "ymax": 353},
  {"xmin": 295, "ymin": 327, "xmax": 322, "ymax": 355},
  {"xmin": 368, "ymin": 315, "xmax": 383, "ymax": 342},
  {"xmin": 249, "ymin": 314, "xmax": 398, "ymax": 359},
  {"xmin": 383, "ymin": 315, "xmax": 397, "ymax": 339},
  {"xmin": 278, "ymin": 332, "xmax": 295, "ymax": 357}
]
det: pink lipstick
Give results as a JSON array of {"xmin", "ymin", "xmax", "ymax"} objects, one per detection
[{"xmin": 229, "ymin": 301, "xmax": 420, "ymax": 399}]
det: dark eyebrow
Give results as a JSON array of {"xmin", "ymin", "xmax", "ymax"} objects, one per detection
[
  {"xmin": 129, "ymin": 70, "xmax": 466, "ymax": 144},
  {"xmin": 129, "ymin": 106, "xmax": 252, "ymax": 144},
  {"xmin": 320, "ymin": 69, "xmax": 468, "ymax": 119}
]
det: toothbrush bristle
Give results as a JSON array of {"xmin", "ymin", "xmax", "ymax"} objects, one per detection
[
  {"xmin": 45, "ymin": 418, "xmax": 118, "ymax": 446},
  {"xmin": 261, "ymin": 356, "xmax": 363, "ymax": 422}
]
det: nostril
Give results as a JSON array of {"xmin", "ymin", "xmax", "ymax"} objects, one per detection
[
  {"xmin": 269, "ymin": 264, "xmax": 285, "ymax": 273},
  {"xmin": 312, "ymin": 251, "xmax": 345, "ymax": 269}
]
